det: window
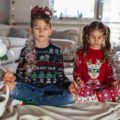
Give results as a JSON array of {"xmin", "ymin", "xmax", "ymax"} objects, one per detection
[
  {"xmin": 52, "ymin": 0, "xmax": 95, "ymax": 19},
  {"xmin": 102, "ymin": 0, "xmax": 120, "ymax": 46},
  {"xmin": 102, "ymin": 0, "xmax": 120, "ymax": 22}
]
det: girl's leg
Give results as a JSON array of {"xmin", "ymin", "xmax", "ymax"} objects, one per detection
[
  {"xmin": 96, "ymin": 86, "xmax": 119, "ymax": 102},
  {"xmin": 114, "ymin": 86, "xmax": 120, "ymax": 102},
  {"xmin": 76, "ymin": 86, "xmax": 98, "ymax": 103}
]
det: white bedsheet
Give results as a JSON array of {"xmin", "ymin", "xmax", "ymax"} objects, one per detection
[
  {"xmin": 0, "ymin": 75, "xmax": 120, "ymax": 120},
  {"xmin": 1, "ymin": 99, "xmax": 120, "ymax": 120}
]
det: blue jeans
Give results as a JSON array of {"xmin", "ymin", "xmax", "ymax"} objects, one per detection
[{"xmin": 10, "ymin": 82, "xmax": 74, "ymax": 106}]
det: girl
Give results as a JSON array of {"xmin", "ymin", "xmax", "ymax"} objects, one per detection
[
  {"xmin": 3, "ymin": 5, "xmax": 75, "ymax": 106},
  {"xmin": 69, "ymin": 21, "xmax": 120, "ymax": 103}
]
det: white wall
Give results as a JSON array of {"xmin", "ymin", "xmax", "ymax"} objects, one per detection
[
  {"xmin": 10, "ymin": 0, "xmax": 49, "ymax": 24},
  {"xmin": 0, "ymin": 0, "xmax": 10, "ymax": 24}
]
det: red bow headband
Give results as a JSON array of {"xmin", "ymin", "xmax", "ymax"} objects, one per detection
[{"xmin": 31, "ymin": 6, "xmax": 52, "ymax": 19}]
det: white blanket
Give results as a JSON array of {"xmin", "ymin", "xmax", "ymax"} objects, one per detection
[
  {"xmin": 1, "ymin": 100, "xmax": 120, "ymax": 120},
  {"xmin": 0, "ymin": 85, "xmax": 120, "ymax": 120}
]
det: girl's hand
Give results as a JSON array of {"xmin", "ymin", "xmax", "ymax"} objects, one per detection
[
  {"xmin": 3, "ymin": 70, "xmax": 16, "ymax": 82},
  {"xmin": 69, "ymin": 82, "xmax": 78, "ymax": 94},
  {"xmin": 111, "ymin": 80, "xmax": 120, "ymax": 88},
  {"xmin": 69, "ymin": 77, "xmax": 85, "ymax": 94},
  {"xmin": 75, "ymin": 77, "xmax": 85, "ymax": 88}
]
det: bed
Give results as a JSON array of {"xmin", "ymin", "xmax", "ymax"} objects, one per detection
[
  {"xmin": 1, "ymin": 94, "xmax": 120, "ymax": 120},
  {"xmin": 1, "ymin": 37, "xmax": 120, "ymax": 120}
]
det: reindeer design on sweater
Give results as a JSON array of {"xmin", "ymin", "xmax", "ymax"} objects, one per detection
[{"xmin": 87, "ymin": 59, "xmax": 102, "ymax": 79}]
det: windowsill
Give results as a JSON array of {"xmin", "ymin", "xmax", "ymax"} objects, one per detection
[{"xmin": 52, "ymin": 18, "xmax": 94, "ymax": 23}]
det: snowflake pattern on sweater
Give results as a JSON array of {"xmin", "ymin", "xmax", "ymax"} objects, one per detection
[
  {"xmin": 16, "ymin": 43, "xmax": 70, "ymax": 88},
  {"xmin": 73, "ymin": 48, "xmax": 120, "ymax": 102}
]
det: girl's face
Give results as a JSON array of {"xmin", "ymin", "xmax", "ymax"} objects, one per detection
[
  {"xmin": 88, "ymin": 30, "xmax": 105, "ymax": 50},
  {"xmin": 31, "ymin": 19, "xmax": 52, "ymax": 44}
]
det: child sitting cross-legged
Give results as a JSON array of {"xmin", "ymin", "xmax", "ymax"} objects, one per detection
[
  {"xmin": 2, "ymin": 5, "xmax": 76, "ymax": 106},
  {"xmin": 69, "ymin": 21, "xmax": 120, "ymax": 103}
]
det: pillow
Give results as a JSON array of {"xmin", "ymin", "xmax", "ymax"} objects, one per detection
[
  {"xmin": 1, "ymin": 37, "xmax": 26, "ymax": 48},
  {"xmin": 2, "ymin": 62, "xmax": 19, "ymax": 73},
  {"xmin": 1, "ymin": 47, "xmax": 22, "ymax": 65},
  {"xmin": 8, "ymin": 37, "xmax": 26, "ymax": 48},
  {"xmin": 50, "ymin": 30, "xmax": 69, "ymax": 39},
  {"xmin": 0, "ymin": 37, "xmax": 25, "ymax": 65},
  {"xmin": 7, "ymin": 28, "xmax": 29, "ymax": 38},
  {"xmin": 50, "ymin": 39, "xmax": 75, "ymax": 62},
  {"xmin": 50, "ymin": 29, "xmax": 80, "ymax": 48}
]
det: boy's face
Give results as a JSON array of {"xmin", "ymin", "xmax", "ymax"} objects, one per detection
[
  {"xmin": 88, "ymin": 30, "xmax": 105, "ymax": 50},
  {"xmin": 31, "ymin": 19, "xmax": 52, "ymax": 44}
]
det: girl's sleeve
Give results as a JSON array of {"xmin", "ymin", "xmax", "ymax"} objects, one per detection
[
  {"xmin": 73, "ymin": 50, "xmax": 83, "ymax": 80},
  {"xmin": 15, "ymin": 48, "xmax": 26, "ymax": 82},
  {"xmin": 103, "ymin": 60, "xmax": 115, "ymax": 84}
]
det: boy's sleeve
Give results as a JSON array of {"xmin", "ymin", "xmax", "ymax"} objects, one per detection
[
  {"xmin": 73, "ymin": 50, "xmax": 83, "ymax": 80},
  {"xmin": 56, "ymin": 49, "xmax": 71, "ymax": 88},
  {"xmin": 15, "ymin": 48, "xmax": 26, "ymax": 82},
  {"xmin": 103, "ymin": 60, "xmax": 115, "ymax": 84}
]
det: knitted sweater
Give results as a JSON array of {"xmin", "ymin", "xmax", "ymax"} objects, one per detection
[
  {"xmin": 73, "ymin": 47, "xmax": 115, "ymax": 88},
  {"xmin": 16, "ymin": 43, "xmax": 70, "ymax": 88}
]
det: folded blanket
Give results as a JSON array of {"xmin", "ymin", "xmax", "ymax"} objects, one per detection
[{"xmin": 1, "ymin": 86, "xmax": 120, "ymax": 120}]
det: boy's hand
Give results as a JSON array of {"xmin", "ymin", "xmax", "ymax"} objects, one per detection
[{"xmin": 3, "ymin": 70, "xmax": 16, "ymax": 82}]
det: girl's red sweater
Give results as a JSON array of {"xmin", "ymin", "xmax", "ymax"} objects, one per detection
[{"xmin": 73, "ymin": 47, "xmax": 115, "ymax": 85}]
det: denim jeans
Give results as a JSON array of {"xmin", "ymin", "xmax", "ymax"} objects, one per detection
[{"xmin": 10, "ymin": 82, "xmax": 74, "ymax": 106}]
